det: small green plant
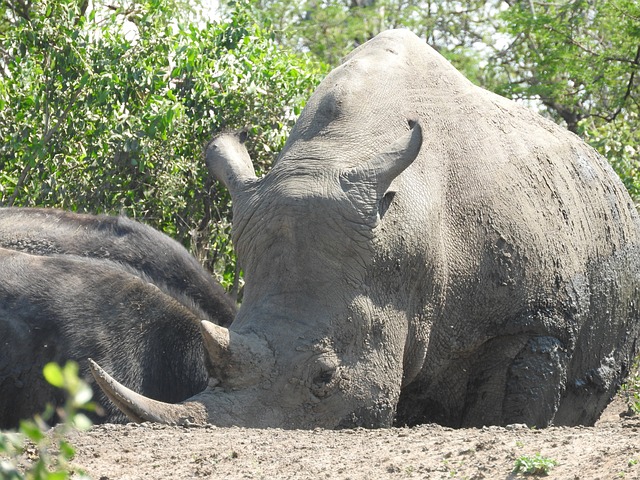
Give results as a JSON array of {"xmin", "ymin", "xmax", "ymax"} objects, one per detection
[
  {"xmin": 0, "ymin": 361, "xmax": 97, "ymax": 479},
  {"xmin": 621, "ymin": 356, "xmax": 640, "ymax": 415},
  {"xmin": 512, "ymin": 453, "xmax": 558, "ymax": 476}
]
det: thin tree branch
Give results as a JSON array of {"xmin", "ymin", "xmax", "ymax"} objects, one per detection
[
  {"xmin": 599, "ymin": 44, "xmax": 640, "ymax": 123},
  {"xmin": 6, "ymin": 86, "xmax": 84, "ymax": 207},
  {"xmin": 5, "ymin": 0, "xmax": 31, "ymax": 21},
  {"xmin": 546, "ymin": 24, "xmax": 640, "ymax": 66}
]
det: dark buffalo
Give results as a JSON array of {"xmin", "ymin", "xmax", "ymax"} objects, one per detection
[
  {"xmin": 0, "ymin": 207, "xmax": 236, "ymax": 326},
  {"xmin": 0, "ymin": 247, "xmax": 223, "ymax": 429}
]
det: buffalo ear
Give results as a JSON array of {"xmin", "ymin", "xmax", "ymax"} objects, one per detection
[{"xmin": 340, "ymin": 120, "xmax": 423, "ymax": 221}]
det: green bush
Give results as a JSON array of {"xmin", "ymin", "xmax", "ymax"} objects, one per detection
[
  {"xmin": 0, "ymin": 362, "xmax": 96, "ymax": 480},
  {"xmin": 0, "ymin": 0, "xmax": 327, "ymax": 288}
]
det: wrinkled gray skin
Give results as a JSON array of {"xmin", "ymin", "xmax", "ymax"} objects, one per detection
[
  {"xmin": 92, "ymin": 29, "xmax": 640, "ymax": 429},
  {"xmin": 0, "ymin": 208, "xmax": 236, "ymax": 326},
  {"xmin": 0, "ymin": 247, "xmax": 224, "ymax": 429}
]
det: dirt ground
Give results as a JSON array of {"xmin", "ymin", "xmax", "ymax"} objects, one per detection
[{"xmin": 12, "ymin": 395, "xmax": 640, "ymax": 479}]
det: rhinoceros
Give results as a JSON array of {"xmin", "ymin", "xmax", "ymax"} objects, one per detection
[
  {"xmin": 0, "ymin": 246, "xmax": 230, "ymax": 429},
  {"xmin": 91, "ymin": 29, "xmax": 640, "ymax": 429},
  {"xmin": 0, "ymin": 207, "xmax": 236, "ymax": 326}
]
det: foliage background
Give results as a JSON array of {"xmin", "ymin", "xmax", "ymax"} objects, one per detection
[
  {"xmin": 1, "ymin": 0, "xmax": 638, "ymax": 288},
  {"xmin": 0, "ymin": 0, "xmax": 326, "ymax": 289}
]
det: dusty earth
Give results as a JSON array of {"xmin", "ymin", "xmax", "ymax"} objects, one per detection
[{"xmin": 8, "ymin": 396, "xmax": 640, "ymax": 479}]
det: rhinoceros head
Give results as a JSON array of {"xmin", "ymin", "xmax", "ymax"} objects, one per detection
[
  {"xmin": 90, "ymin": 28, "xmax": 439, "ymax": 428},
  {"xmin": 91, "ymin": 115, "xmax": 423, "ymax": 428}
]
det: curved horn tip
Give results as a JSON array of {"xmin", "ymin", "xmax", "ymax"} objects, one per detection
[
  {"xmin": 88, "ymin": 358, "xmax": 116, "ymax": 390},
  {"xmin": 88, "ymin": 359, "xmax": 206, "ymax": 426},
  {"xmin": 88, "ymin": 358, "xmax": 145, "ymax": 423},
  {"xmin": 407, "ymin": 117, "xmax": 422, "ymax": 140}
]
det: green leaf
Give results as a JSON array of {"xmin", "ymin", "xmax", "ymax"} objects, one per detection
[
  {"xmin": 58, "ymin": 440, "xmax": 76, "ymax": 460},
  {"xmin": 72, "ymin": 413, "xmax": 93, "ymax": 431},
  {"xmin": 43, "ymin": 362, "xmax": 65, "ymax": 388},
  {"xmin": 72, "ymin": 383, "xmax": 94, "ymax": 407},
  {"xmin": 0, "ymin": 432, "xmax": 25, "ymax": 455},
  {"xmin": 19, "ymin": 420, "xmax": 45, "ymax": 443},
  {"xmin": 61, "ymin": 361, "xmax": 81, "ymax": 391},
  {"xmin": 0, "ymin": 460, "xmax": 23, "ymax": 480},
  {"xmin": 46, "ymin": 471, "xmax": 70, "ymax": 480}
]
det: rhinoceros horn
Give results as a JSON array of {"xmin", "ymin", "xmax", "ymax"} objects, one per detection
[
  {"xmin": 90, "ymin": 321, "xmax": 273, "ymax": 425},
  {"xmin": 89, "ymin": 358, "xmax": 209, "ymax": 425}
]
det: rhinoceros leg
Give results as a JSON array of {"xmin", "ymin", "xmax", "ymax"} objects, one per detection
[
  {"xmin": 500, "ymin": 336, "xmax": 569, "ymax": 427},
  {"xmin": 456, "ymin": 331, "xmax": 570, "ymax": 428},
  {"xmin": 554, "ymin": 249, "xmax": 640, "ymax": 426},
  {"xmin": 396, "ymin": 330, "xmax": 572, "ymax": 428},
  {"xmin": 458, "ymin": 335, "xmax": 533, "ymax": 427}
]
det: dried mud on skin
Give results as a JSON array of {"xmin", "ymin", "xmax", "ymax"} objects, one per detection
[{"xmin": 11, "ymin": 398, "xmax": 640, "ymax": 479}]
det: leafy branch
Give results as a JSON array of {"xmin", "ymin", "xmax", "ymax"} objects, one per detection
[{"xmin": 0, "ymin": 362, "xmax": 97, "ymax": 480}]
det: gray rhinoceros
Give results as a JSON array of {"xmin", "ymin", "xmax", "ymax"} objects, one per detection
[
  {"xmin": 0, "ymin": 208, "xmax": 236, "ymax": 325},
  {"xmin": 91, "ymin": 29, "xmax": 640, "ymax": 428}
]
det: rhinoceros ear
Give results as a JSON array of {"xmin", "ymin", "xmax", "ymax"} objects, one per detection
[
  {"xmin": 340, "ymin": 120, "xmax": 422, "ymax": 221},
  {"xmin": 205, "ymin": 129, "xmax": 257, "ymax": 201}
]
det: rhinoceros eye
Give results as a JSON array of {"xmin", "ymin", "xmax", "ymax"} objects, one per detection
[
  {"xmin": 309, "ymin": 354, "xmax": 342, "ymax": 398},
  {"xmin": 314, "ymin": 369, "xmax": 334, "ymax": 386},
  {"xmin": 311, "ymin": 367, "xmax": 338, "ymax": 398}
]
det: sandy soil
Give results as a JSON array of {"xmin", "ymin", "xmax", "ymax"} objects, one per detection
[{"xmin": 11, "ymin": 396, "xmax": 640, "ymax": 479}]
